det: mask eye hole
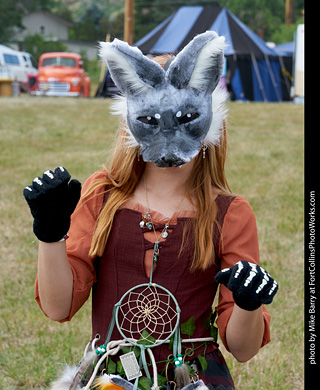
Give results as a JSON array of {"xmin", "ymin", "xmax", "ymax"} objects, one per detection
[
  {"xmin": 137, "ymin": 116, "xmax": 158, "ymax": 126},
  {"xmin": 178, "ymin": 113, "xmax": 200, "ymax": 124}
]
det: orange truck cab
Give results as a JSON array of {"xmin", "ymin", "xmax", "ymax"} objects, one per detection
[{"xmin": 35, "ymin": 52, "xmax": 91, "ymax": 97}]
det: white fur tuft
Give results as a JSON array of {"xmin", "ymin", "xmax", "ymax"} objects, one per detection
[
  {"xmin": 99, "ymin": 42, "xmax": 151, "ymax": 96},
  {"xmin": 49, "ymin": 365, "xmax": 80, "ymax": 390},
  {"xmin": 110, "ymin": 94, "xmax": 139, "ymax": 149},
  {"xmin": 110, "ymin": 94, "xmax": 127, "ymax": 117},
  {"xmin": 50, "ymin": 351, "xmax": 97, "ymax": 390},
  {"xmin": 204, "ymin": 85, "xmax": 228, "ymax": 147},
  {"xmin": 188, "ymin": 36, "xmax": 226, "ymax": 92},
  {"xmin": 122, "ymin": 134, "xmax": 140, "ymax": 148}
]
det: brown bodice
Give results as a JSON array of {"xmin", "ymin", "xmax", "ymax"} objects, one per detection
[{"xmin": 91, "ymin": 195, "xmax": 235, "ymax": 367}]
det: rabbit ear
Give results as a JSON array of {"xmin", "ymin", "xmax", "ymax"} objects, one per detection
[
  {"xmin": 99, "ymin": 39, "xmax": 165, "ymax": 96},
  {"xmin": 166, "ymin": 31, "xmax": 225, "ymax": 94}
]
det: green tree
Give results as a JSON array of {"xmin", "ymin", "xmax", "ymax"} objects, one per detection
[
  {"xmin": 270, "ymin": 16, "xmax": 304, "ymax": 44},
  {"xmin": 218, "ymin": 0, "xmax": 284, "ymax": 41},
  {"xmin": 20, "ymin": 33, "xmax": 67, "ymax": 62},
  {"xmin": 72, "ymin": 4, "xmax": 106, "ymax": 42},
  {"xmin": 0, "ymin": 0, "xmax": 57, "ymax": 44},
  {"xmin": 105, "ymin": 9, "xmax": 125, "ymax": 40},
  {"xmin": 18, "ymin": 0, "xmax": 56, "ymax": 12},
  {"xmin": 0, "ymin": 0, "xmax": 24, "ymax": 43},
  {"xmin": 54, "ymin": 6, "xmax": 74, "ymax": 24}
]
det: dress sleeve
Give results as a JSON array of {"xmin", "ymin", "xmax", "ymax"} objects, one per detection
[
  {"xmin": 215, "ymin": 196, "xmax": 271, "ymax": 351},
  {"xmin": 35, "ymin": 170, "xmax": 107, "ymax": 322}
]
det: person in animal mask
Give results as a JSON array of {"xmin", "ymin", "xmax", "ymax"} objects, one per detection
[{"xmin": 23, "ymin": 32, "xmax": 278, "ymax": 390}]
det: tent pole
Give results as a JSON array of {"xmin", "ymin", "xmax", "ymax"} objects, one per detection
[
  {"xmin": 124, "ymin": 0, "xmax": 135, "ymax": 45},
  {"xmin": 278, "ymin": 55, "xmax": 292, "ymax": 97},
  {"xmin": 264, "ymin": 54, "xmax": 282, "ymax": 102},
  {"xmin": 251, "ymin": 53, "xmax": 268, "ymax": 102}
]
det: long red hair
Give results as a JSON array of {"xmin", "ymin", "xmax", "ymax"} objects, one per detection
[{"xmin": 84, "ymin": 55, "xmax": 232, "ymax": 270}]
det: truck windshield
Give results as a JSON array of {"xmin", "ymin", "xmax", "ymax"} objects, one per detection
[
  {"xmin": 3, "ymin": 54, "xmax": 20, "ymax": 65},
  {"xmin": 42, "ymin": 57, "xmax": 76, "ymax": 67}
]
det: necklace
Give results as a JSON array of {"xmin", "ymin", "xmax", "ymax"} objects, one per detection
[{"xmin": 140, "ymin": 179, "xmax": 185, "ymax": 263}]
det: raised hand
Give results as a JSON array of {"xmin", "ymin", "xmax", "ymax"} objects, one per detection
[
  {"xmin": 23, "ymin": 167, "xmax": 81, "ymax": 243},
  {"xmin": 215, "ymin": 260, "xmax": 278, "ymax": 311}
]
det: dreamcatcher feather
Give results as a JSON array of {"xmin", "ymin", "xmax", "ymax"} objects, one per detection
[
  {"xmin": 94, "ymin": 374, "xmax": 139, "ymax": 390},
  {"xmin": 50, "ymin": 351, "xmax": 96, "ymax": 390},
  {"xmin": 174, "ymin": 364, "xmax": 191, "ymax": 390},
  {"xmin": 93, "ymin": 375, "xmax": 208, "ymax": 390},
  {"xmin": 49, "ymin": 365, "xmax": 79, "ymax": 390}
]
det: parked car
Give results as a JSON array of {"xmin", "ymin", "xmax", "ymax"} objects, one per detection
[
  {"xmin": 35, "ymin": 52, "xmax": 91, "ymax": 97},
  {"xmin": 0, "ymin": 44, "xmax": 38, "ymax": 92}
]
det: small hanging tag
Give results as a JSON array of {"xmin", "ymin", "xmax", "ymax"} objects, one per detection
[{"xmin": 120, "ymin": 352, "xmax": 142, "ymax": 381}]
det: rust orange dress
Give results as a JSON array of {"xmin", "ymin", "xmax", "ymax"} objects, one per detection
[{"xmin": 35, "ymin": 170, "xmax": 271, "ymax": 389}]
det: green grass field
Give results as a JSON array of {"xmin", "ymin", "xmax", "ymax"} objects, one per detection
[{"xmin": 0, "ymin": 96, "xmax": 304, "ymax": 389}]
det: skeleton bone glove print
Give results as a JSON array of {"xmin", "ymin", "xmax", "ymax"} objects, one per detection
[{"xmin": 215, "ymin": 261, "xmax": 278, "ymax": 311}]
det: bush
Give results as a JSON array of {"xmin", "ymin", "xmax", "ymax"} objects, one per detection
[{"xmin": 21, "ymin": 33, "xmax": 68, "ymax": 62}]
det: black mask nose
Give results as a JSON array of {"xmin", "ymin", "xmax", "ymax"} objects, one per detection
[{"xmin": 155, "ymin": 155, "xmax": 185, "ymax": 168}]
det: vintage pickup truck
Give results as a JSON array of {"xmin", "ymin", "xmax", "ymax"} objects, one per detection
[{"xmin": 35, "ymin": 52, "xmax": 91, "ymax": 97}]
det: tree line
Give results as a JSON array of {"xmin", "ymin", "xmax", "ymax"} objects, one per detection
[{"xmin": 1, "ymin": 0, "xmax": 304, "ymax": 56}]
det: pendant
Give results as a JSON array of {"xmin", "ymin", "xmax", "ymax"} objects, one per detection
[
  {"xmin": 140, "ymin": 217, "xmax": 147, "ymax": 228},
  {"xmin": 161, "ymin": 230, "xmax": 168, "ymax": 239},
  {"xmin": 140, "ymin": 220, "xmax": 146, "ymax": 228},
  {"xmin": 161, "ymin": 223, "xmax": 169, "ymax": 239}
]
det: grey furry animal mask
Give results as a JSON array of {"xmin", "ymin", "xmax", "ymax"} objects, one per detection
[{"xmin": 100, "ymin": 31, "xmax": 227, "ymax": 167}]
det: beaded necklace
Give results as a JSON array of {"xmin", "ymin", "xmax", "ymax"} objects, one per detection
[{"xmin": 140, "ymin": 178, "xmax": 185, "ymax": 263}]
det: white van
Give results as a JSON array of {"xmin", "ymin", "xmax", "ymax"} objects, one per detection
[{"xmin": 0, "ymin": 44, "xmax": 38, "ymax": 83}]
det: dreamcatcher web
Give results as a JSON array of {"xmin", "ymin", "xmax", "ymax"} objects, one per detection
[
  {"xmin": 97, "ymin": 248, "xmax": 182, "ymax": 389},
  {"xmin": 115, "ymin": 283, "xmax": 180, "ymax": 348}
]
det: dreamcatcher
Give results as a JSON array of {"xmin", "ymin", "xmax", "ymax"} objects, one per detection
[
  {"xmin": 52, "ymin": 242, "xmax": 191, "ymax": 390},
  {"xmin": 116, "ymin": 282, "xmax": 180, "ymax": 347}
]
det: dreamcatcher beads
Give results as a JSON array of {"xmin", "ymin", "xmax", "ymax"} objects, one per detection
[
  {"xmin": 174, "ymin": 354, "xmax": 183, "ymax": 367},
  {"xmin": 96, "ymin": 345, "xmax": 107, "ymax": 356},
  {"xmin": 153, "ymin": 247, "xmax": 160, "ymax": 263}
]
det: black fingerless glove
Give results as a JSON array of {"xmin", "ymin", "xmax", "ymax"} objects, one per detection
[
  {"xmin": 215, "ymin": 260, "xmax": 278, "ymax": 311},
  {"xmin": 23, "ymin": 167, "xmax": 82, "ymax": 243}
]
